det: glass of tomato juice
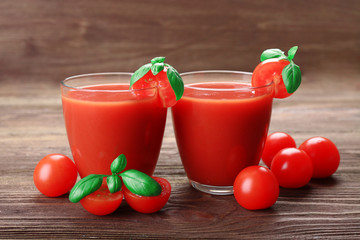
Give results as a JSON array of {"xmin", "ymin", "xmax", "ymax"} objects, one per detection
[
  {"xmin": 171, "ymin": 71, "xmax": 274, "ymax": 195},
  {"xmin": 61, "ymin": 73, "xmax": 167, "ymax": 178}
]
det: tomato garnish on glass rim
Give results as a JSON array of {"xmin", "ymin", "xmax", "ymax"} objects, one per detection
[
  {"xmin": 252, "ymin": 46, "xmax": 302, "ymax": 98},
  {"xmin": 130, "ymin": 57, "xmax": 184, "ymax": 108}
]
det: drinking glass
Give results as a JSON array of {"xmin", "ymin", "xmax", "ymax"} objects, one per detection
[
  {"xmin": 61, "ymin": 73, "xmax": 167, "ymax": 178},
  {"xmin": 171, "ymin": 71, "xmax": 274, "ymax": 195}
]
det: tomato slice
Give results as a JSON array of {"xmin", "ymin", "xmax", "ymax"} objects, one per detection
[
  {"xmin": 131, "ymin": 71, "xmax": 158, "ymax": 90},
  {"xmin": 131, "ymin": 68, "xmax": 177, "ymax": 108},
  {"xmin": 123, "ymin": 177, "xmax": 171, "ymax": 214},
  {"xmin": 157, "ymin": 70, "xmax": 177, "ymax": 108},
  {"xmin": 252, "ymin": 58, "xmax": 291, "ymax": 98},
  {"xmin": 80, "ymin": 183, "xmax": 124, "ymax": 216}
]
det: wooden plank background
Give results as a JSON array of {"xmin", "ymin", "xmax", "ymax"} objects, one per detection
[
  {"xmin": 0, "ymin": 0, "xmax": 359, "ymax": 82},
  {"xmin": 0, "ymin": 0, "xmax": 359, "ymax": 239}
]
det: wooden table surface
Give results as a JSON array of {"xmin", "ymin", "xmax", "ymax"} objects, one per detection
[
  {"xmin": 1, "ymin": 70, "xmax": 359, "ymax": 239},
  {"xmin": 1, "ymin": 0, "xmax": 360, "ymax": 239}
]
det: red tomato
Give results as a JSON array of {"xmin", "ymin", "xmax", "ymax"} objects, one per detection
[
  {"xmin": 271, "ymin": 148, "xmax": 313, "ymax": 188},
  {"xmin": 233, "ymin": 166, "xmax": 279, "ymax": 210},
  {"xmin": 80, "ymin": 183, "xmax": 124, "ymax": 216},
  {"xmin": 123, "ymin": 177, "xmax": 171, "ymax": 213},
  {"xmin": 33, "ymin": 154, "xmax": 77, "ymax": 197},
  {"xmin": 252, "ymin": 58, "xmax": 291, "ymax": 98},
  {"xmin": 299, "ymin": 137, "xmax": 340, "ymax": 178},
  {"xmin": 262, "ymin": 132, "xmax": 297, "ymax": 168},
  {"xmin": 132, "ymin": 68, "xmax": 177, "ymax": 108}
]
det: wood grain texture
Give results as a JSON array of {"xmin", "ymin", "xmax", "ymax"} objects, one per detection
[
  {"xmin": 1, "ymin": 72, "xmax": 359, "ymax": 239},
  {"xmin": 0, "ymin": 0, "xmax": 359, "ymax": 82},
  {"xmin": 0, "ymin": 0, "xmax": 360, "ymax": 239}
]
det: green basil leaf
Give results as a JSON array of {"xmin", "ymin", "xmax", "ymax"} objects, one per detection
[
  {"xmin": 130, "ymin": 63, "xmax": 152, "ymax": 88},
  {"xmin": 287, "ymin": 46, "xmax": 298, "ymax": 61},
  {"xmin": 120, "ymin": 169, "xmax": 161, "ymax": 196},
  {"xmin": 106, "ymin": 175, "xmax": 122, "ymax": 193},
  {"xmin": 111, "ymin": 154, "xmax": 127, "ymax": 174},
  {"xmin": 69, "ymin": 175, "xmax": 103, "ymax": 203},
  {"xmin": 151, "ymin": 56, "xmax": 165, "ymax": 64},
  {"xmin": 165, "ymin": 64, "xmax": 184, "ymax": 101},
  {"xmin": 151, "ymin": 62, "xmax": 165, "ymax": 76},
  {"xmin": 282, "ymin": 61, "xmax": 302, "ymax": 94},
  {"xmin": 260, "ymin": 48, "xmax": 285, "ymax": 62}
]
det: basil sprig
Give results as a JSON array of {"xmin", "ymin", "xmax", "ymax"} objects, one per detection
[
  {"xmin": 260, "ymin": 46, "xmax": 301, "ymax": 94},
  {"xmin": 130, "ymin": 57, "xmax": 184, "ymax": 101},
  {"xmin": 69, "ymin": 154, "xmax": 161, "ymax": 203}
]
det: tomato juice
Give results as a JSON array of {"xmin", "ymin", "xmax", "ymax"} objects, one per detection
[
  {"xmin": 171, "ymin": 71, "xmax": 273, "ymax": 194},
  {"xmin": 61, "ymin": 73, "xmax": 167, "ymax": 178}
]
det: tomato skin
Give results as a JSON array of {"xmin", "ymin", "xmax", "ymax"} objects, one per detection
[
  {"xmin": 252, "ymin": 59, "xmax": 291, "ymax": 98},
  {"xmin": 271, "ymin": 148, "xmax": 313, "ymax": 188},
  {"xmin": 233, "ymin": 166, "xmax": 279, "ymax": 210},
  {"xmin": 299, "ymin": 137, "xmax": 340, "ymax": 178},
  {"xmin": 33, "ymin": 154, "xmax": 77, "ymax": 197},
  {"xmin": 80, "ymin": 183, "xmax": 124, "ymax": 216},
  {"xmin": 262, "ymin": 132, "xmax": 297, "ymax": 168},
  {"xmin": 123, "ymin": 177, "xmax": 171, "ymax": 214}
]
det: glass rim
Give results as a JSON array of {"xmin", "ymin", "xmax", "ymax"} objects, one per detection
[
  {"xmin": 61, "ymin": 72, "xmax": 158, "ymax": 93},
  {"xmin": 180, "ymin": 70, "xmax": 274, "ymax": 91}
]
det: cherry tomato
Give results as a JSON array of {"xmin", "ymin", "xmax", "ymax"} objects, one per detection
[
  {"xmin": 33, "ymin": 154, "xmax": 77, "ymax": 197},
  {"xmin": 271, "ymin": 148, "xmax": 313, "ymax": 188},
  {"xmin": 252, "ymin": 58, "xmax": 291, "ymax": 98},
  {"xmin": 262, "ymin": 132, "xmax": 297, "ymax": 168},
  {"xmin": 299, "ymin": 137, "xmax": 340, "ymax": 178},
  {"xmin": 123, "ymin": 177, "xmax": 171, "ymax": 213},
  {"xmin": 233, "ymin": 166, "xmax": 279, "ymax": 210},
  {"xmin": 80, "ymin": 182, "xmax": 124, "ymax": 216},
  {"xmin": 132, "ymin": 68, "xmax": 177, "ymax": 108}
]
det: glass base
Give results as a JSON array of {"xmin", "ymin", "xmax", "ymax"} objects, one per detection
[{"xmin": 190, "ymin": 180, "xmax": 234, "ymax": 195}]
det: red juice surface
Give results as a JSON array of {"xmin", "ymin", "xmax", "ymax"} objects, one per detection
[
  {"xmin": 171, "ymin": 82, "xmax": 273, "ymax": 186},
  {"xmin": 62, "ymin": 84, "xmax": 167, "ymax": 178}
]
